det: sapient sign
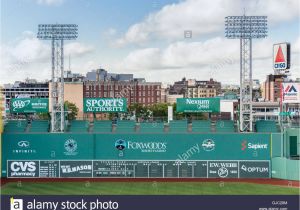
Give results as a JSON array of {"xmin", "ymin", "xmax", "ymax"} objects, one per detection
[
  {"xmin": 176, "ymin": 98, "xmax": 220, "ymax": 113},
  {"xmin": 84, "ymin": 98, "xmax": 127, "ymax": 113},
  {"xmin": 10, "ymin": 98, "xmax": 49, "ymax": 113}
]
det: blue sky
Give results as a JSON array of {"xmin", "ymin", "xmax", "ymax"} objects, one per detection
[{"xmin": 1, "ymin": 0, "xmax": 299, "ymax": 84}]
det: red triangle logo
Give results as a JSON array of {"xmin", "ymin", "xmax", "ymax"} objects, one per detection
[{"xmin": 275, "ymin": 46, "xmax": 285, "ymax": 62}]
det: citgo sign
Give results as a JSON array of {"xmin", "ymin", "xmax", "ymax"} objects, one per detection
[
  {"xmin": 176, "ymin": 98, "xmax": 220, "ymax": 113},
  {"xmin": 83, "ymin": 98, "xmax": 127, "ymax": 113}
]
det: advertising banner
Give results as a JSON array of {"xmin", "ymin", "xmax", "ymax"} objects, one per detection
[
  {"xmin": 239, "ymin": 161, "xmax": 270, "ymax": 178},
  {"xmin": 273, "ymin": 43, "xmax": 290, "ymax": 71},
  {"xmin": 95, "ymin": 133, "xmax": 270, "ymax": 161},
  {"xmin": 281, "ymin": 83, "xmax": 300, "ymax": 103},
  {"xmin": 10, "ymin": 98, "xmax": 49, "ymax": 113},
  {"xmin": 176, "ymin": 98, "xmax": 220, "ymax": 113},
  {"xmin": 60, "ymin": 161, "xmax": 93, "ymax": 177},
  {"xmin": 6, "ymin": 160, "xmax": 270, "ymax": 178},
  {"xmin": 83, "ymin": 98, "xmax": 127, "ymax": 113},
  {"xmin": 7, "ymin": 160, "xmax": 39, "ymax": 178}
]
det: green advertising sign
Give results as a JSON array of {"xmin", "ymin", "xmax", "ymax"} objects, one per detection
[
  {"xmin": 83, "ymin": 98, "xmax": 127, "ymax": 113},
  {"xmin": 10, "ymin": 98, "xmax": 49, "ymax": 113},
  {"xmin": 176, "ymin": 98, "xmax": 220, "ymax": 113}
]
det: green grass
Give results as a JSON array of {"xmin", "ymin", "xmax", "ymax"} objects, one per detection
[{"xmin": 1, "ymin": 182, "xmax": 299, "ymax": 195}]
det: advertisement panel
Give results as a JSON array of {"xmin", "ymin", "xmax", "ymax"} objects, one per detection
[
  {"xmin": 95, "ymin": 133, "xmax": 270, "ymax": 161},
  {"xmin": 281, "ymin": 83, "xmax": 300, "ymax": 103},
  {"xmin": 10, "ymin": 98, "xmax": 49, "ymax": 113},
  {"xmin": 83, "ymin": 98, "xmax": 127, "ymax": 113},
  {"xmin": 176, "ymin": 98, "xmax": 220, "ymax": 113},
  {"xmin": 60, "ymin": 161, "xmax": 93, "ymax": 177},
  {"xmin": 1, "ymin": 133, "xmax": 94, "ymax": 177},
  {"xmin": 239, "ymin": 161, "xmax": 269, "ymax": 178},
  {"xmin": 7, "ymin": 160, "xmax": 39, "ymax": 178},
  {"xmin": 208, "ymin": 161, "xmax": 238, "ymax": 178},
  {"xmin": 6, "ymin": 160, "xmax": 270, "ymax": 178},
  {"xmin": 273, "ymin": 43, "xmax": 290, "ymax": 71}
]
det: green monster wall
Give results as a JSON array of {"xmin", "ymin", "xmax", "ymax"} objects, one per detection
[{"xmin": 1, "ymin": 133, "xmax": 272, "ymax": 178}]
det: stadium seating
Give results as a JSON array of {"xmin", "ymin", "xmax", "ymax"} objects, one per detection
[
  {"xmin": 115, "ymin": 120, "xmax": 136, "ymax": 133},
  {"xmin": 93, "ymin": 120, "xmax": 112, "ymax": 133},
  {"xmin": 191, "ymin": 120, "xmax": 211, "ymax": 132},
  {"xmin": 4, "ymin": 120, "xmax": 27, "ymax": 133},
  {"xmin": 138, "ymin": 122, "xmax": 165, "ymax": 133},
  {"xmin": 215, "ymin": 120, "xmax": 235, "ymax": 133},
  {"xmin": 29, "ymin": 120, "xmax": 49, "ymax": 132},
  {"xmin": 68, "ymin": 120, "xmax": 89, "ymax": 133},
  {"xmin": 168, "ymin": 120, "xmax": 188, "ymax": 133},
  {"xmin": 255, "ymin": 120, "xmax": 279, "ymax": 133}
]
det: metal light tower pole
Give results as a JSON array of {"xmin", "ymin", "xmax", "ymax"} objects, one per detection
[
  {"xmin": 37, "ymin": 24, "xmax": 78, "ymax": 132},
  {"xmin": 225, "ymin": 15, "xmax": 267, "ymax": 132}
]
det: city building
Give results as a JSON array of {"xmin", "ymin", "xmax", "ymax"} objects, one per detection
[
  {"xmin": 2, "ymin": 79, "xmax": 49, "ymax": 113},
  {"xmin": 186, "ymin": 86, "xmax": 217, "ymax": 98},
  {"xmin": 85, "ymin": 68, "xmax": 134, "ymax": 82},
  {"xmin": 83, "ymin": 80, "xmax": 162, "ymax": 107},
  {"xmin": 169, "ymin": 78, "xmax": 221, "ymax": 98},
  {"xmin": 64, "ymin": 70, "xmax": 84, "ymax": 82},
  {"xmin": 166, "ymin": 94, "xmax": 183, "ymax": 104},
  {"xmin": 262, "ymin": 74, "xmax": 285, "ymax": 102}
]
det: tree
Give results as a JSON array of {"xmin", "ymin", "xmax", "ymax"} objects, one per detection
[
  {"xmin": 64, "ymin": 101, "xmax": 79, "ymax": 120},
  {"xmin": 37, "ymin": 112, "xmax": 50, "ymax": 120}
]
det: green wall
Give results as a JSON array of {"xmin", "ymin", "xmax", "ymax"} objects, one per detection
[
  {"xmin": 1, "ymin": 133, "xmax": 271, "ymax": 177},
  {"xmin": 284, "ymin": 128, "xmax": 300, "ymax": 157},
  {"xmin": 271, "ymin": 157, "xmax": 300, "ymax": 181}
]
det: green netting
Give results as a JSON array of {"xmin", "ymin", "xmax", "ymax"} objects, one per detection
[
  {"xmin": 69, "ymin": 120, "xmax": 89, "ymax": 133},
  {"xmin": 192, "ymin": 120, "xmax": 211, "ymax": 133},
  {"xmin": 93, "ymin": 121, "xmax": 112, "ymax": 133},
  {"xmin": 139, "ymin": 122, "xmax": 165, "ymax": 133},
  {"xmin": 29, "ymin": 120, "xmax": 49, "ymax": 132},
  {"xmin": 256, "ymin": 120, "xmax": 278, "ymax": 133},
  {"xmin": 115, "ymin": 121, "xmax": 136, "ymax": 133},
  {"xmin": 168, "ymin": 120, "xmax": 188, "ymax": 133},
  {"xmin": 4, "ymin": 120, "xmax": 27, "ymax": 133},
  {"xmin": 215, "ymin": 120, "xmax": 235, "ymax": 133}
]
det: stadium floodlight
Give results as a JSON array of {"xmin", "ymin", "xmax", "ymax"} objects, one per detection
[
  {"xmin": 37, "ymin": 24, "xmax": 78, "ymax": 132},
  {"xmin": 225, "ymin": 15, "xmax": 267, "ymax": 132}
]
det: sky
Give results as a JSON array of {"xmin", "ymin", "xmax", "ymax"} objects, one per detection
[{"xmin": 1, "ymin": 0, "xmax": 299, "ymax": 85}]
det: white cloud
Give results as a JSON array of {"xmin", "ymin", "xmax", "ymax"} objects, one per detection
[
  {"xmin": 0, "ymin": 31, "xmax": 94, "ymax": 84},
  {"xmin": 35, "ymin": 0, "xmax": 64, "ymax": 6},
  {"xmin": 115, "ymin": 35, "xmax": 300, "ymax": 84},
  {"xmin": 115, "ymin": 0, "xmax": 300, "ymax": 46},
  {"xmin": 65, "ymin": 42, "xmax": 94, "ymax": 57}
]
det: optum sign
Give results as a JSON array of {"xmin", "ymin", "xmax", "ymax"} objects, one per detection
[
  {"xmin": 176, "ymin": 98, "xmax": 220, "ymax": 113},
  {"xmin": 84, "ymin": 98, "xmax": 127, "ymax": 113}
]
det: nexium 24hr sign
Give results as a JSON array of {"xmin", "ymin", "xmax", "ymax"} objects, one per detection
[
  {"xmin": 84, "ymin": 98, "xmax": 127, "ymax": 113},
  {"xmin": 176, "ymin": 98, "xmax": 220, "ymax": 113}
]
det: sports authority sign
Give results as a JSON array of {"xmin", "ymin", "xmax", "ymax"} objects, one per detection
[
  {"xmin": 273, "ymin": 43, "xmax": 290, "ymax": 71},
  {"xmin": 10, "ymin": 98, "xmax": 49, "ymax": 113},
  {"xmin": 83, "ymin": 98, "xmax": 127, "ymax": 113},
  {"xmin": 176, "ymin": 98, "xmax": 220, "ymax": 113},
  {"xmin": 281, "ymin": 83, "xmax": 300, "ymax": 103}
]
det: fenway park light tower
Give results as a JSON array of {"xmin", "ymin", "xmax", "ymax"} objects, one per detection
[
  {"xmin": 37, "ymin": 24, "xmax": 78, "ymax": 132},
  {"xmin": 225, "ymin": 15, "xmax": 267, "ymax": 132}
]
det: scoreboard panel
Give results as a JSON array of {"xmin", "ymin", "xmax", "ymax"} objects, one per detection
[{"xmin": 7, "ymin": 160, "xmax": 270, "ymax": 178}]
